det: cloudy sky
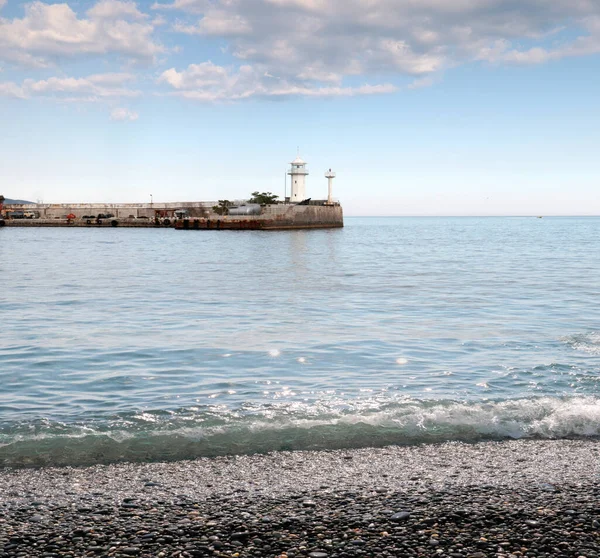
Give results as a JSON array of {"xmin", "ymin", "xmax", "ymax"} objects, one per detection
[{"xmin": 1, "ymin": 0, "xmax": 600, "ymax": 215}]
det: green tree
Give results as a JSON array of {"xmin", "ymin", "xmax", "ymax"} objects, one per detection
[
  {"xmin": 249, "ymin": 191, "xmax": 279, "ymax": 205},
  {"xmin": 212, "ymin": 200, "xmax": 233, "ymax": 215}
]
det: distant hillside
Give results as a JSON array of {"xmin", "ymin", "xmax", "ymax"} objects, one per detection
[{"xmin": 3, "ymin": 198, "xmax": 35, "ymax": 204}]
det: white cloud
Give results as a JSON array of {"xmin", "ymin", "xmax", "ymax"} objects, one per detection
[
  {"xmin": 296, "ymin": 65, "xmax": 342, "ymax": 84},
  {"xmin": 0, "ymin": 81, "xmax": 27, "ymax": 98},
  {"xmin": 155, "ymin": 0, "xmax": 600, "ymax": 93},
  {"xmin": 0, "ymin": 1, "xmax": 163, "ymax": 66},
  {"xmin": 0, "ymin": 0, "xmax": 6, "ymax": 11},
  {"xmin": 407, "ymin": 76, "xmax": 438, "ymax": 90},
  {"xmin": 87, "ymin": 0, "xmax": 148, "ymax": 20},
  {"xmin": 110, "ymin": 107, "xmax": 139, "ymax": 120},
  {"xmin": 174, "ymin": 10, "xmax": 251, "ymax": 36},
  {"xmin": 152, "ymin": 15, "xmax": 167, "ymax": 26},
  {"xmin": 5, "ymin": 0, "xmax": 600, "ymax": 106},
  {"xmin": 158, "ymin": 61, "xmax": 396, "ymax": 101},
  {"xmin": 27, "ymin": 73, "xmax": 139, "ymax": 98},
  {"xmin": 378, "ymin": 39, "xmax": 445, "ymax": 74},
  {"xmin": 477, "ymin": 16, "xmax": 600, "ymax": 65},
  {"xmin": 0, "ymin": 72, "xmax": 139, "ymax": 101},
  {"xmin": 152, "ymin": 0, "xmax": 208, "ymax": 13}
]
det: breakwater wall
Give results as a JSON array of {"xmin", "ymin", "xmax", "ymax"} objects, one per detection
[
  {"xmin": 2, "ymin": 204, "xmax": 344, "ymax": 230},
  {"xmin": 3, "ymin": 201, "xmax": 216, "ymax": 220},
  {"xmin": 2, "ymin": 218, "xmax": 166, "ymax": 228},
  {"xmin": 177, "ymin": 204, "xmax": 344, "ymax": 230}
]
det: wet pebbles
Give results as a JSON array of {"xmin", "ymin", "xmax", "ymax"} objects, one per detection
[{"xmin": 1, "ymin": 440, "xmax": 599, "ymax": 557}]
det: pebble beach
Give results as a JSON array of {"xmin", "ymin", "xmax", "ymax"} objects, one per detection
[{"xmin": 1, "ymin": 440, "xmax": 599, "ymax": 558}]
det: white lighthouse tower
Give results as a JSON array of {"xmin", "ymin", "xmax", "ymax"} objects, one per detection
[
  {"xmin": 325, "ymin": 168, "xmax": 336, "ymax": 204},
  {"xmin": 288, "ymin": 155, "xmax": 309, "ymax": 202}
]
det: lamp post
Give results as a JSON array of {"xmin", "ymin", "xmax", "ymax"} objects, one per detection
[{"xmin": 150, "ymin": 194, "xmax": 153, "ymax": 207}]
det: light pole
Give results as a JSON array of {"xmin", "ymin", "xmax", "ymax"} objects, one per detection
[{"xmin": 150, "ymin": 194, "xmax": 153, "ymax": 207}]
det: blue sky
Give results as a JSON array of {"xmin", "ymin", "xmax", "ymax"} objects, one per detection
[{"xmin": 1, "ymin": 0, "xmax": 600, "ymax": 215}]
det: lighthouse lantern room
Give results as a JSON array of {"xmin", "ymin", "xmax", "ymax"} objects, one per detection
[{"xmin": 288, "ymin": 155, "xmax": 309, "ymax": 202}]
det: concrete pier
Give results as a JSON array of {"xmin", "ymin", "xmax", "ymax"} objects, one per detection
[
  {"xmin": 175, "ymin": 203, "xmax": 344, "ymax": 230},
  {"xmin": 1, "ymin": 201, "xmax": 215, "ymax": 220},
  {"xmin": 3, "ymin": 218, "xmax": 169, "ymax": 228},
  {"xmin": 2, "ymin": 203, "xmax": 343, "ymax": 231},
  {"xmin": 1, "ymin": 155, "xmax": 343, "ymax": 230}
]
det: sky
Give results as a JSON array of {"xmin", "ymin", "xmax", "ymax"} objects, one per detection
[{"xmin": 1, "ymin": 0, "xmax": 600, "ymax": 216}]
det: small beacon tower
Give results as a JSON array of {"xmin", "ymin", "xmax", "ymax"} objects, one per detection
[
  {"xmin": 325, "ymin": 169, "xmax": 336, "ymax": 204},
  {"xmin": 288, "ymin": 155, "xmax": 309, "ymax": 202}
]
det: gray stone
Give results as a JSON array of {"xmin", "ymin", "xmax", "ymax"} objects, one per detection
[{"xmin": 390, "ymin": 511, "xmax": 411, "ymax": 522}]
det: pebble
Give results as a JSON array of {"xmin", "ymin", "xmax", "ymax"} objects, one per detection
[
  {"xmin": 390, "ymin": 511, "xmax": 411, "ymax": 521},
  {"xmin": 0, "ymin": 440, "xmax": 599, "ymax": 558}
]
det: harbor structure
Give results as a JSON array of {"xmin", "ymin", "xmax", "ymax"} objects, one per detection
[
  {"xmin": 0, "ymin": 201, "xmax": 215, "ymax": 221},
  {"xmin": 175, "ymin": 153, "xmax": 342, "ymax": 230},
  {"xmin": 288, "ymin": 156, "xmax": 309, "ymax": 202},
  {"xmin": 1, "ymin": 154, "xmax": 343, "ymax": 230},
  {"xmin": 175, "ymin": 202, "xmax": 343, "ymax": 230}
]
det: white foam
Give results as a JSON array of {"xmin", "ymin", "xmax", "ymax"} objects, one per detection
[
  {"xmin": 6, "ymin": 397, "xmax": 600, "ymax": 467},
  {"xmin": 564, "ymin": 332, "xmax": 600, "ymax": 355},
  {"xmin": 234, "ymin": 396, "xmax": 600, "ymax": 441}
]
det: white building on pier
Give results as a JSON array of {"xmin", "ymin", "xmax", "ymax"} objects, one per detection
[{"xmin": 288, "ymin": 156, "xmax": 309, "ymax": 202}]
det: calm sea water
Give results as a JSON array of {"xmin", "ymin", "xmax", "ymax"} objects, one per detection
[{"xmin": 1, "ymin": 217, "xmax": 600, "ymax": 467}]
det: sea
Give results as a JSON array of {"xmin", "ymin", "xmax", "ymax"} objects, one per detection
[{"xmin": 1, "ymin": 217, "xmax": 599, "ymax": 467}]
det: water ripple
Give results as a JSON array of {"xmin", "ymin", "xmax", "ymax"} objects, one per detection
[{"xmin": 1, "ymin": 218, "xmax": 600, "ymax": 465}]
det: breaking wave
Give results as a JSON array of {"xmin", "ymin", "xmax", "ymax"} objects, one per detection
[
  {"xmin": 565, "ymin": 332, "xmax": 600, "ymax": 355},
  {"xmin": 2, "ymin": 396, "xmax": 600, "ymax": 468}
]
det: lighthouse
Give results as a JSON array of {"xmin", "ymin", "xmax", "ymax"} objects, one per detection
[
  {"xmin": 288, "ymin": 155, "xmax": 309, "ymax": 202},
  {"xmin": 325, "ymin": 169, "xmax": 336, "ymax": 204}
]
